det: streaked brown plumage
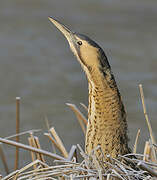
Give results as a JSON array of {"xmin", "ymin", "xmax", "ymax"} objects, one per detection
[
  {"xmin": 86, "ymin": 68, "xmax": 130, "ymax": 160},
  {"xmin": 49, "ymin": 17, "xmax": 130, "ymax": 161}
]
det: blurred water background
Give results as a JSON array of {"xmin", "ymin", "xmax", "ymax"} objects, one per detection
[{"xmin": 0, "ymin": 0, "xmax": 157, "ymax": 175}]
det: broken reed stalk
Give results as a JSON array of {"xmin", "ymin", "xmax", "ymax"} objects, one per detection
[
  {"xmin": 139, "ymin": 84, "xmax": 156, "ymax": 145},
  {"xmin": 44, "ymin": 133, "xmax": 64, "ymax": 157},
  {"xmin": 66, "ymin": 103, "xmax": 87, "ymax": 135},
  {"xmin": 45, "ymin": 116, "xmax": 57, "ymax": 154},
  {"xmin": 28, "ymin": 134, "xmax": 47, "ymax": 169},
  {"xmin": 0, "ymin": 137, "xmax": 66, "ymax": 161},
  {"xmin": 80, "ymin": 103, "xmax": 88, "ymax": 111},
  {"xmin": 33, "ymin": 136, "xmax": 45, "ymax": 164},
  {"xmin": 133, "ymin": 129, "xmax": 140, "ymax": 154},
  {"xmin": 49, "ymin": 127, "xmax": 68, "ymax": 158},
  {"xmin": 28, "ymin": 137, "xmax": 37, "ymax": 170},
  {"xmin": 14, "ymin": 97, "xmax": 20, "ymax": 171},
  {"xmin": 29, "ymin": 134, "xmax": 40, "ymax": 161},
  {"xmin": 139, "ymin": 84, "xmax": 157, "ymax": 161}
]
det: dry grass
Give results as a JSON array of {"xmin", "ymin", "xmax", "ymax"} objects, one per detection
[{"xmin": 0, "ymin": 84, "xmax": 156, "ymax": 180}]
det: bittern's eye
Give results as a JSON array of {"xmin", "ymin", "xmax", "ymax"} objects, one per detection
[{"xmin": 77, "ymin": 41, "xmax": 82, "ymax": 46}]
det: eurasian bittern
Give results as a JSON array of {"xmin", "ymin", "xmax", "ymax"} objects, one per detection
[{"xmin": 49, "ymin": 17, "xmax": 130, "ymax": 161}]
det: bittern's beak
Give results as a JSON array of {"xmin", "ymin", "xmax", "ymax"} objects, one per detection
[{"xmin": 48, "ymin": 17, "xmax": 75, "ymax": 44}]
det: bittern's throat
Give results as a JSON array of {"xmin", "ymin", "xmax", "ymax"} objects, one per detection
[{"xmin": 49, "ymin": 17, "xmax": 130, "ymax": 160}]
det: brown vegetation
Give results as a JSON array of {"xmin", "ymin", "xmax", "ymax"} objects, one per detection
[{"xmin": 0, "ymin": 84, "xmax": 157, "ymax": 180}]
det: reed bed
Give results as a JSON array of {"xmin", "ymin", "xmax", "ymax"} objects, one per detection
[{"xmin": 0, "ymin": 84, "xmax": 156, "ymax": 180}]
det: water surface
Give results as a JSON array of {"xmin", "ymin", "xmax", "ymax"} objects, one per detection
[{"xmin": 0, "ymin": 0, "xmax": 157, "ymax": 174}]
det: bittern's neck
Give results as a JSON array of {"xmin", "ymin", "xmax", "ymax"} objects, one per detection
[
  {"xmin": 85, "ymin": 68, "xmax": 129, "ymax": 157},
  {"xmin": 87, "ymin": 68, "xmax": 121, "ymax": 123}
]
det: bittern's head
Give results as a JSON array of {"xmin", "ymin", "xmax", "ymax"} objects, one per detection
[{"xmin": 48, "ymin": 17, "xmax": 111, "ymax": 78}]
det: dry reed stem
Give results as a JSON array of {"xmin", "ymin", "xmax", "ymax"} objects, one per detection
[
  {"xmin": 44, "ymin": 132, "xmax": 64, "ymax": 157},
  {"xmin": 0, "ymin": 144, "xmax": 9, "ymax": 174},
  {"xmin": 143, "ymin": 141, "xmax": 151, "ymax": 162},
  {"xmin": 138, "ymin": 161, "xmax": 157, "ymax": 177},
  {"xmin": 12, "ymin": 160, "xmax": 46, "ymax": 180},
  {"xmin": 67, "ymin": 103, "xmax": 87, "ymax": 125},
  {"xmin": 139, "ymin": 84, "xmax": 156, "ymax": 145},
  {"xmin": 149, "ymin": 141, "xmax": 157, "ymax": 165},
  {"xmin": 112, "ymin": 169, "xmax": 125, "ymax": 180},
  {"xmin": 28, "ymin": 133, "xmax": 47, "ymax": 169},
  {"xmin": 5, "ymin": 129, "xmax": 41, "ymax": 140},
  {"xmin": 66, "ymin": 103, "xmax": 87, "ymax": 135},
  {"xmin": 133, "ymin": 129, "xmax": 140, "ymax": 154},
  {"xmin": 67, "ymin": 145, "xmax": 77, "ymax": 161},
  {"xmin": 28, "ymin": 137, "xmax": 37, "ymax": 169},
  {"xmin": 15, "ymin": 163, "xmax": 74, "ymax": 178},
  {"xmin": 107, "ymin": 174, "xmax": 111, "ymax": 180},
  {"xmin": 80, "ymin": 103, "xmax": 88, "ymax": 111},
  {"xmin": 45, "ymin": 116, "xmax": 57, "ymax": 155},
  {"xmin": 33, "ymin": 135, "xmax": 45, "ymax": 163},
  {"xmin": 29, "ymin": 134, "xmax": 41, "ymax": 161},
  {"xmin": 139, "ymin": 84, "xmax": 156, "ymax": 162},
  {"xmin": 50, "ymin": 127, "xmax": 68, "ymax": 158},
  {"xmin": 14, "ymin": 97, "xmax": 20, "ymax": 171},
  {"xmin": 77, "ymin": 144, "xmax": 91, "ymax": 170},
  {"xmin": 45, "ymin": 116, "xmax": 50, "ymax": 130},
  {"xmin": 0, "ymin": 137, "xmax": 65, "ymax": 160},
  {"xmin": 3, "ymin": 155, "xmax": 155, "ymax": 180},
  {"xmin": 2, "ymin": 170, "xmax": 19, "ymax": 180}
]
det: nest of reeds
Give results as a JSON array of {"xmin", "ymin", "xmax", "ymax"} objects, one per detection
[{"xmin": 0, "ymin": 84, "xmax": 157, "ymax": 180}]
